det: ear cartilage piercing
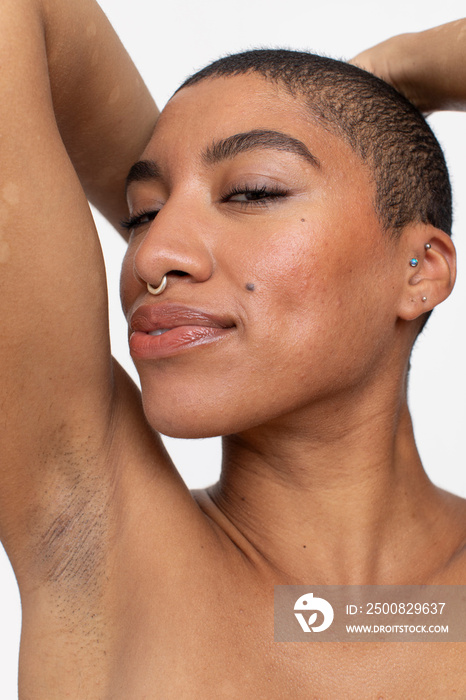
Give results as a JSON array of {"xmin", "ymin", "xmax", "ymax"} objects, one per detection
[
  {"xmin": 147, "ymin": 275, "xmax": 167, "ymax": 296},
  {"xmin": 425, "ymin": 243, "xmax": 431, "ymax": 250},
  {"xmin": 409, "ymin": 258, "xmax": 419, "ymax": 267},
  {"xmin": 422, "ymin": 296, "xmax": 427, "ymax": 302}
]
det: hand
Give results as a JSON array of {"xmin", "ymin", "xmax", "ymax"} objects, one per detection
[
  {"xmin": 350, "ymin": 20, "xmax": 466, "ymax": 115},
  {"xmin": 351, "ymin": 34, "xmax": 411, "ymax": 98}
]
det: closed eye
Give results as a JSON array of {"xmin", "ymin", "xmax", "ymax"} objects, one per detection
[
  {"xmin": 121, "ymin": 184, "xmax": 288, "ymax": 231},
  {"xmin": 120, "ymin": 209, "xmax": 159, "ymax": 232},
  {"xmin": 222, "ymin": 184, "xmax": 289, "ymax": 207}
]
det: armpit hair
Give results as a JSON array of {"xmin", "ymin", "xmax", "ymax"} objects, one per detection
[{"xmin": 28, "ymin": 430, "xmax": 116, "ymax": 608}]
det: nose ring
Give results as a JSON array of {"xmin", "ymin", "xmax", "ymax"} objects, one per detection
[{"xmin": 147, "ymin": 275, "xmax": 167, "ymax": 296}]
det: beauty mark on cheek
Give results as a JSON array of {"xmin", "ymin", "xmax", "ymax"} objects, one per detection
[{"xmin": 245, "ymin": 283, "xmax": 255, "ymax": 292}]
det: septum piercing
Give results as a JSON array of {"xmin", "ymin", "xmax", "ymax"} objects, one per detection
[{"xmin": 147, "ymin": 275, "xmax": 167, "ymax": 295}]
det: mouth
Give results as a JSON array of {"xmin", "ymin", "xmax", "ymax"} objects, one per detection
[
  {"xmin": 148, "ymin": 328, "xmax": 171, "ymax": 336},
  {"xmin": 129, "ymin": 303, "xmax": 236, "ymax": 360}
]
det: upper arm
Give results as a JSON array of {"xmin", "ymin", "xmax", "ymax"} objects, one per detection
[{"xmin": 0, "ymin": 0, "xmax": 149, "ymax": 546}]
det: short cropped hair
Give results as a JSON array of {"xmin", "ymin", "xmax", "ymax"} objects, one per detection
[{"xmin": 178, "ymin": 49, "xmax": 452, "ymax": 239}]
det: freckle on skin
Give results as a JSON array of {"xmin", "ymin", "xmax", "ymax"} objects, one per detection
[
  {"xmin": 108, "ymin": 85, "xmax": 121, "ymax": 105},
  {"xmin": 86, "ymin": 22, "xmax": 97, "ymax": 39},
  {"xmin": 245, "ymin": 283, "xmax": 255, "ymax": 291},
  {"xmin": 2, "ymin": 183, "xmax": 20, "ymax": 206},
  {"xmin": 0, "ymin": 239, "xmax": 10, "ymax": 263},
  {"xmin": 301, "ymin": 218, "xmax": 306, "ymax": 222}
]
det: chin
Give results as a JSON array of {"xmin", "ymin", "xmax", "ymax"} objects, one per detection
[
  {"xmin": 140, "ymin": 387, "xmax": 233, "ymax": 439},
  {"xmin": 136, "ymin": 358, "xmax": 259, "ymax": 438},
  {"xmin": 147, "ymin": 414, "xmax": 217, "ymax": 440},
  {"xmin": 139, "ymin": 375, "xmax": 276, "ymax": 440}
]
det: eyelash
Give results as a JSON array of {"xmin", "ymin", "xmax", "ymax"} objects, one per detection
[
  {"xmin": 120, "ymin": 184, "xmax": 288, "ymax": 231},
  {"xmin": 120, "ymin": 209, "xmax": 158, "ymax": 232},
  {"xmin": 221, "ymin": 183, "xmax": 289, "ymax": 207}
]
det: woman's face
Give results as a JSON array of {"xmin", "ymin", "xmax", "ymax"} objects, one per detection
[{"xmin": 120, "ymin": 75, "xmax": 404, "ymax": 438}]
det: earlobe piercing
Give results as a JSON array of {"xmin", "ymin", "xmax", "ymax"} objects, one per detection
[
  {"xmin": 425, "ymin": 243, "xmax": 431, "ymax": 250},
  {"xmin": 422, "ymin": 296, "xmax": 427, "ymax": 302},
  {"xmin": 147, "ymin": 275, "xmax": 167, "ymax": 295}
]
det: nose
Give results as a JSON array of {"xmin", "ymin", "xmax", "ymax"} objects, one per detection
[{"xmin": 132, "ymin": 198, "xmax": 214, "ymax": 292}]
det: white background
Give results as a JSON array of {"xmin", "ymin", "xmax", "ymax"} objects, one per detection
[{"xmin": 1, "ymin": 1, "xmax": 465, "ymax": 696}]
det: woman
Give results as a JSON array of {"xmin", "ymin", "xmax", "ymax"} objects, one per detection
[{"xmin": 0, "ymin": 0, "xmax": 464, "ymax": 696}]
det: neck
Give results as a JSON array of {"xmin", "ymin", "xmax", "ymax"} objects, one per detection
[{"xmin": 209, "ymin": 384, "xmax": 458, "ymax": 585}]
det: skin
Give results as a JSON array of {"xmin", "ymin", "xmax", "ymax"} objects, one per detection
[
  {"xmin": 123, "ymin": 75, "xmax": 463, "ymax": 587},
  {"xmin": 0, "ymin": 1, "xmax": 464, "ymax": 697},
  {"xmin": 351, "ymin": 19, "xmax": 466, "ymax": 113}
]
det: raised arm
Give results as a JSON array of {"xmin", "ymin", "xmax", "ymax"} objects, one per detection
[
  {"xmin": 351, "ymin": 19, "xmax": 466, "ymax": 113},
  {"xmin": 0, "ymin": 0, "xmax": 158, "ymax": 555},
  {"xmin": 43, "ymin": 0, "xmax": 159, "ymax": 228}
]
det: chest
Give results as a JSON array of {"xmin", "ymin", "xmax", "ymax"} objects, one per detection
[
  {"xmin": 18, "ymin": 524, "xmax": 466, "ymax": 700},
  {"xmin": 104, "ymin": 577, "xmax": 464, "ymax": 699}
]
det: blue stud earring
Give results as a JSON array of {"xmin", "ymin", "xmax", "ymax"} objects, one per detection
[{"xmin": 409, "ymin": 258, "xmax": 419, "ymax": 267}]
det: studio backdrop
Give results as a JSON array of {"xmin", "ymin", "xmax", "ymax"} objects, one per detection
[{"xmin": 0, "ymin": 1, "xmax": 464, "ymax": 696}]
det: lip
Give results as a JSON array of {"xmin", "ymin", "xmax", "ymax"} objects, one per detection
[{"xmin": 129, "ymin": 303, "xmax": 236, "ymax": 360}]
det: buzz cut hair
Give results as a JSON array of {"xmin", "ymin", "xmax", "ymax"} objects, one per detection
[{"xmin": 178, "ymin": 49, "xmax": 452, "ymax": 239}]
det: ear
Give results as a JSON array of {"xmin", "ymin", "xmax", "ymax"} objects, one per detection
[{"xmin": 397, "ymin": 223, "xmax": 456, "ymax": 322}]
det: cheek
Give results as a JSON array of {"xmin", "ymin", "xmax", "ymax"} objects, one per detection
[
  {"xmin": 250, "ymin": 223, "xmax": 351, "ymax": 319},
  {"xmin": 119, "ymin": 247, "xmax": 138, "ymax": 317},
  {"xmin": 247, "ymin": 219, "xmax": 389, "ymax": 366}
]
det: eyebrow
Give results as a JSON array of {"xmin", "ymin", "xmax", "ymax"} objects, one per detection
[
  {"xmin": 125, "ymin": 159, "xmax": 162, "ymax": 194},
  {"xmin": 203, "ymin": 129, "xmax": 320, "ymax": 168},
  {"xmin": 125, "ymin": 128, "xmax": 320, "ymax": 193}
]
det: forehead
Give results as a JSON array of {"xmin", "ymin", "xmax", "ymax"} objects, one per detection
[{"xmin": 143, "ymin": 74, "xmax": 363, "ymax": 174}]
